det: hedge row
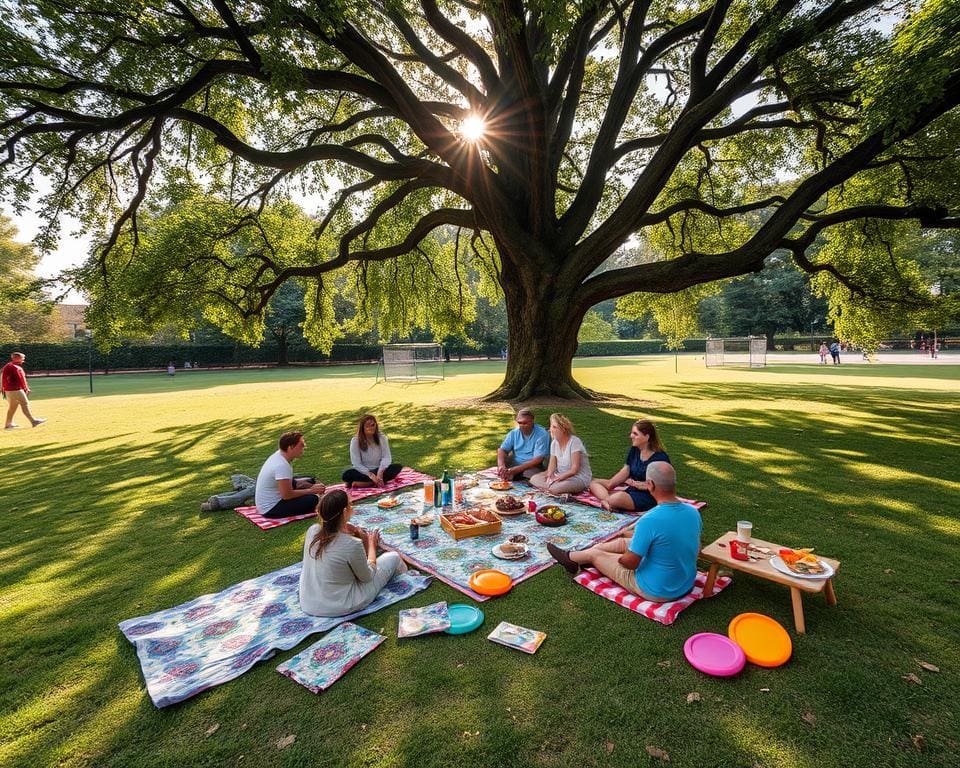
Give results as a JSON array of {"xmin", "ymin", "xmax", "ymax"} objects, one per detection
[
  {"xmin": 16, "ymin": 334, "xmax": 942, "ymax": 372},
  {"xmin": 2, "ymin": 342, "xmax": 383, "ymax": 371},
  {"xmin": 576, "ymin": 339, "xmax": 706, "ymax": 355},
  {"xmin": 3, "ymin": 338, "xmax": 720, "ymax": 371}
]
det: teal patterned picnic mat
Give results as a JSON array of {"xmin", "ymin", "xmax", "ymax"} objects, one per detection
[{"xmin": 351, "ymin": 480, "xmax": 637, "ymax": 601}]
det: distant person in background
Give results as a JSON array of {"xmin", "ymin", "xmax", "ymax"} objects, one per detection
[
  {"xmin": 342, "ymin": 414, "xmax": 402, "ymax": 488},
  {"xmin": 829, "ymin": 341, "xmax": 840, "ymax": 365},
  {"xmin": 3, "ymin": 352, "xmax": 46, "ymax": 429},
  {"xmin": 167, "ymin": 361, "xmax": 175, "ymax": 376},
  {"xmin": 818, "ymin": 341, "xmax": 828, "ymax": 365}
]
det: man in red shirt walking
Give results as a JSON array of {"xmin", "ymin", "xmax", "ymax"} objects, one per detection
[{"xmin": 3, "ymin": 352, "xmax": 46, "ymax": 429}]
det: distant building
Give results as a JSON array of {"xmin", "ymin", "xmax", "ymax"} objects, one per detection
[{"xmin": 55, "ymin": 304, "xmax": 88, "ymax": 339}]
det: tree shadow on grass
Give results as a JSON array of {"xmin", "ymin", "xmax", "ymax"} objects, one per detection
[
  {"xmin": 2, "ymin": 388, "xmax": 959, "ymax": 767},
  {"xmin": 758, "ymin": 363, "xmax": 960, "ymax": 382}
]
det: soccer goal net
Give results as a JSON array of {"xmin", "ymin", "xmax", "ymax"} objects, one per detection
[
  {"xmin": 378, "ymin": 343, "xmax": 445, "ymax": 382},
  {"xmin": 705, "ymin": 337, "xmax": 767, "ymax": 368}
]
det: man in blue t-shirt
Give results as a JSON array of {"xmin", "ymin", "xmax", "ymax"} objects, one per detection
[
  {"xmin": 496, "ymin": 407, "xmax": 550, "ymax": 480},
  {"xmin": 547, "ymin": 462, "xmax": 701, "ymax": 601}
]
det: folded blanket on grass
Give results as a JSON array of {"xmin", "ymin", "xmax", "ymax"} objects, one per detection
[
  {"xmin": 477, "ymin": 466, "xmax": 706, "ymax": 511},
  {"xmin": 277, "ymin": 622, "xmax": 386, "ymax": 694},
  {"xmin": 234, "ymin": 467, "xmax": 433, "ymax": 530},
  {"xmin": 573, "ymin": 568, "xmax": 731, "ymax": 625},
  {"xmin": 119, "ymin": 564, "xmax": 431, "ymax": 707}
]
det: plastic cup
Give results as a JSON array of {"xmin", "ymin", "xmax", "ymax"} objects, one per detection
[
  {"xmin": 730, "ymin": 539, "xmax": 750, "ymax": 561},
  {"xmin": 736, "ymin": 520, "xmax": 753, "ymax": 542}
]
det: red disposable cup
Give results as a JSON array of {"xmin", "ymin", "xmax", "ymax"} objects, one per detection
[
  {"xmin": 527, "ymin": 499, "xmax": 537, "ymax": 513},
  {"xmin": 730, "ymin": 539, "xmax": 750, "ymax": 561}
]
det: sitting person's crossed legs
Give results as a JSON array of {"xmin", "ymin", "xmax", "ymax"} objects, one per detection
[{"xmin": 547, "ymin": 462, "xmax": 701, "ymax": 603}]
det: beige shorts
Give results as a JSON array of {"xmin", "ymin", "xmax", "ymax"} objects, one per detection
[{"xmin": 607, "ymin": 538, "xmax": 670, "ymax": 602}]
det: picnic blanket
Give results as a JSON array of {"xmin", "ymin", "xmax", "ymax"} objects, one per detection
[
  {"xmin": 234, "ymin": 467, "xmax": 434, "ymax": 530},
  {"xmin": 574, "ymin": 568, "xmax": 732, "ymax": 625},
  {"xmin": 351, "ymin": 486, "xmax": 638, "ymax": 601},
  {"xmin": 119, "ymin": 564, "xmax": 431, "ymax": 707},
  {"xmin": 476, "ymin": 466, "xmax": 705, "ymax": 510},
  {"xmin": 277, "ymin": 622, "xmax": 386, "ymax": 694}
]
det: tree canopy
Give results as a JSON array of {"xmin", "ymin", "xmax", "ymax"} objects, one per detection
[
  {"xmin": 0, "ymin": 214, "xmax": 58, "ymax": 342},
  {"xmin": 2, "ymin": 1, "xmax": 959, "ymax": 397}
]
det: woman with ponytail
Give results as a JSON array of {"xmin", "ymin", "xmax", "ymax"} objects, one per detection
[{"xmin": 299, "ymin": 489, "xmax": 406, "ymax": 616}]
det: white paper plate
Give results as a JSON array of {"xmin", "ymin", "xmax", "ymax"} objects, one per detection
[
  {"xmin": 770, "ymin": 555, "xmax": 834, "ymax": 580},
  {"xmin": 492, "ymin": 543, "xmax": 529, "ymax": 560}
]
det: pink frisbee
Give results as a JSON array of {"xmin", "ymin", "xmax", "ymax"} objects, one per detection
[{"xmin": 683, "ymin": 632, "xmax": 746, "ymax": 677}]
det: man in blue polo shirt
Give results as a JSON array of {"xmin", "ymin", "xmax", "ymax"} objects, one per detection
[
  {"xmin": 547, "ymin": 462, "xmax": 701, "ymax": 601},
  {"xmin": 496, "ymin": 408, "xmax": 550, "ymax": 480}
]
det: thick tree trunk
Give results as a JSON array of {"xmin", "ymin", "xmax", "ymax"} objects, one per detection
[
  {"xmin": 276, "ymin": 329, "xmax": 289, "ymax": 366},
  {"xmin": 485, "ymin": 278, "xmax": 593, "ymax": 401}
]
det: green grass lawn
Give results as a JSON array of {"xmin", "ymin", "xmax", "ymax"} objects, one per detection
[{"xmin": 1, "ymin": 356, "xmax": 958, "ymax": 768}]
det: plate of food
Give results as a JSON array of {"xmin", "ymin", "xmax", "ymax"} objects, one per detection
[
  {"xmin": 492, "ymin": 541, "xmax": 529, "ymax": 560},
  {"xmin": 535, "ymin": 505, "xmax": 567, "ymax": 526},
  {"xmin": 466, "ymin": 488, "xmax": 497, "ymax": 502},
  {"xmin": 494, "ymin": 495, "xmax": 526, "ymax": 515},
  {"xmin": 489, "ymin": 480, "xmax": 513, "ymax": 491},
  {"xmin": 770, "ymin": 550, "xmax": 834, "ymax": 580},
  {"xmin": 410, "ymin": 512, "xmax": 435, "ymax": 526},
  {"xmin": 377, "ymin": 497, "xmax": 402, "ymax": 509}
]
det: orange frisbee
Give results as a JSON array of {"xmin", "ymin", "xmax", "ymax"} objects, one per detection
[
  {"xmin": 469, "ymin": 569, "xmax": 513, "ymax": 596},
  {"xmin": 728, "ymin": 613, "xmax": 792, "ymax": 668}
]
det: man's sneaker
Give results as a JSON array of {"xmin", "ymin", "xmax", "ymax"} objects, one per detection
[
  {"xmin": 230, "ymin": 473, "xmax": 254, "ymax": 490},
  {"xmin": 4, "ymin": 424, "xmax": 18, "ymax": 430},
  {"xmin": 200, "ymin": 497, "xmax": 220, "ymax": 513},
  {"xmin": 31, "ymin": 418, "xmax": 47, "ymax": 427}
]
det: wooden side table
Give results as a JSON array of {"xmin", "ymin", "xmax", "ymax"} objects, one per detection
[{"xmin": 700, "ymin": 532, "xmax": 840, "ymax": 634}]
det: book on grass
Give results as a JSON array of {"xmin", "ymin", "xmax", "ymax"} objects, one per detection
[
  {"xmin": 486, "ymin": 621, "xmax": 546, "ymax": 654},
  {"xmin": 398, "ymin": 601, "xmax": 450, "ymax": 638}
]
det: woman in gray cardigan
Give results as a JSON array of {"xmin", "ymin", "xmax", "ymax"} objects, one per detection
[
  {"xmin": 342, "ymin": 414, "xmax": 403, "ymax": 487},
  {"xmin": 299, "ymin": 490, "xmax": 406, "ymax": 616}
]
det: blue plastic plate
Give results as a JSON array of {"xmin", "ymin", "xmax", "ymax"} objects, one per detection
[{"xmin": 444, "ymin": 604, "xmax": 485, "ymax": 635}]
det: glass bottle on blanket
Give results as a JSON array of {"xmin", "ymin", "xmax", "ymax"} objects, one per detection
[
  {"xmin": 454, "ymin": 469, "xmax": 464, "ymax": 508},
  {"xmin": 441, "ymin": 469, "xmax": 452, "ymax": 506}
]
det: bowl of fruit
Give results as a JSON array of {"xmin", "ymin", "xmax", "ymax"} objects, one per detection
[{"xmin": 535, "ymin": 505, "xmax": 567, "ymax": 526}]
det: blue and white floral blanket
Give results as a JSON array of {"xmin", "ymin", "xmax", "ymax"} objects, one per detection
[{"xmin": 119, "ymin": 564, "xmax": 431, "ymax": 708}]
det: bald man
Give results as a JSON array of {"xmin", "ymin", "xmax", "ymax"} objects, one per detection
[{"xmin": 547, "ymin": 462, "xmax": 701, "ymax": 602}]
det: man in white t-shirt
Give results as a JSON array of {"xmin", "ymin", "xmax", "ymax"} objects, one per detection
[{"xmin": 254, "ymin": 431, "xmax": 326, "ymax": 518}]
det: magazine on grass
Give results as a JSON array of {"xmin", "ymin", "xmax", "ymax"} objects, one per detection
[
  {"xmin": 398, "ymin": 601, "xmax": 451, "ymax": 638},
  {"xmin": 487, "ymin": 621, "xmax": 546, "ymax": 654}
]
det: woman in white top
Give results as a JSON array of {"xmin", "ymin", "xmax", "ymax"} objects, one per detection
[
  {"xmin": 299, "ymin": 490, "xmax": 406, "ymax": 617},
  {"xmin": 530, "ymin": 413, "xmax": 592, "ymax": 494},
  {"xmin": 342, "ymin": 414, "xmax": 403, "ymax": 488}
]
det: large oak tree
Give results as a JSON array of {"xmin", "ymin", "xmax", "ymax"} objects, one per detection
[{"xmin": 2, "ymin": 0, "xmax": 959, "ymax": 398}]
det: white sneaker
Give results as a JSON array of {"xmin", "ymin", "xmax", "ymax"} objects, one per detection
[
  {"xmin": 31, "ymin": 418, "xmax": 47, "ymax": 427},
  {"xmin": 4, "ymin": 424, "xmax": 18, "ymax": 430}
]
